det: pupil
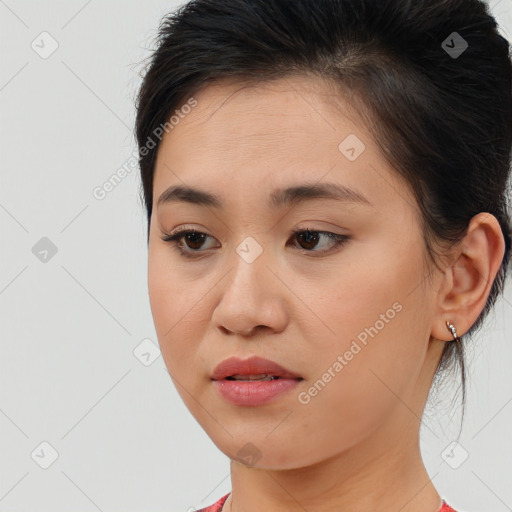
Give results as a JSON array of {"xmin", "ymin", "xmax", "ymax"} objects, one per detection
[
  {"xmin": 186, "ymin": 232, "xmax": 205, "ymax": 249},
  {"xmin": 299, "ymin": 231, "xmax": 318, "ymax": 250}
]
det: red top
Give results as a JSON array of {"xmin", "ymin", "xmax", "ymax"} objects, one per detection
[{"xmin": 196, "ymin": 493, "xmax": 458, "ymax": 511}]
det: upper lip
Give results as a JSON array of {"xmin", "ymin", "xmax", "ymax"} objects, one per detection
[{"xmin": 211, "ymin": 356, "xmax": 302, "ymax": 380}]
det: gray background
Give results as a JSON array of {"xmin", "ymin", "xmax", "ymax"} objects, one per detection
[{"xmin": 0, "ymin": 1, "xmax": 511, "ymax": 511}]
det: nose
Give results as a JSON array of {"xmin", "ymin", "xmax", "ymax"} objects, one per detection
[
  {"xmin": 218, "ymin": 324, "xmax": 268, "ymax": 337},
  {"xmin": 211, "ymin": 244, "xmax": 289, "ymax": 338}
]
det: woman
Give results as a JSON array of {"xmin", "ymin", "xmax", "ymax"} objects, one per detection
[{"xmin": 135, "ymin": 0, "xmax": 511, "ymax": 510}]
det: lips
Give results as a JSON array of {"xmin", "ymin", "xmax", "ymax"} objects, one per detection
[{"xmin": 211, "ymin": 356, "xmax": 302, "ymax": 381}]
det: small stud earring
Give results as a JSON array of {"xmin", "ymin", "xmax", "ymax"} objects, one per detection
[{"xmin": 446, "ymin": 321, "xmax": 461, "ymax": 342}]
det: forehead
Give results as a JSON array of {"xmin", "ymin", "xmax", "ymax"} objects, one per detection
[
  {"xmin": 160, "ymin": 75, "xmax": 368, "ymax": 149},
  {"xmin": 152, "ymin": 75, "xmax": 414, "ymax": 215}
]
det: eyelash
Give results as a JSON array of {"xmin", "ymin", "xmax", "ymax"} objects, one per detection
[{"xmin": 160, "ymin": 226, "xmax": 350, "ymax": 259}]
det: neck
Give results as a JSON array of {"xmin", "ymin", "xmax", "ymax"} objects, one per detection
[{"xmin": 226, "ymin": 412, "xmax": 442, "ymax": 512}]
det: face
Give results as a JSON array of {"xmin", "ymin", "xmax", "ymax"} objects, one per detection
[{"xmin": 148, "ymin": 75, "xmax": 444, "ymax": 470}]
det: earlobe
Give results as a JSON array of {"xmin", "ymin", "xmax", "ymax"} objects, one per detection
[{"xmin": 432, "ymin": 212, "xmax": 506, "ymax": 342}]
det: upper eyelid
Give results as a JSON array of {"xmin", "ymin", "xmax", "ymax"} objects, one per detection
[
  {"xmin": 164, "ymin": 226, "xmax": 346, "ymax": 238},
  {"xmin": 164, "ymin": 222, "xmax": 349, "ymax": 235}
]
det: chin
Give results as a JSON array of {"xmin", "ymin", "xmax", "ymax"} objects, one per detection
[{"xmin": 207, "ymin": 431, "xmax": 323, "ymax": 471}]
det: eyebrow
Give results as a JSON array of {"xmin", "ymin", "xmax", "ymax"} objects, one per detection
[{"xmin": 157, "ymin": 182, "xmax": 373, "ymax": 210}]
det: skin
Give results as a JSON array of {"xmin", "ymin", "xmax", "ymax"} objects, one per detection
[{"xmin": 147, "ymin": 75, "xmax": 505, "ymax": 512}]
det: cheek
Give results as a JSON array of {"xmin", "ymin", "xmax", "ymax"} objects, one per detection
[
  {"xmin": 295, "ymin": 239, "xmax": 430, "ymax": 421},
  {"xmin": 308, "ymin": 235, "xmax": 423, "ymax": 347},
  {"xmin": 147, "ymin": 249, "xmax": 203, "ymax": 375}
]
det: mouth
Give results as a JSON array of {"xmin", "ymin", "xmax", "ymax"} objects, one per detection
[
  {"xmin": 211, "ymin": 355, "xmax": 303, "ymax": 382},
  {"xmin": 211, "ymin": 358, "xmax": 303, "ymax": 406},
  {"xmin": 225, "ymin": 374, "xmax": 281, "ymax": 381}
]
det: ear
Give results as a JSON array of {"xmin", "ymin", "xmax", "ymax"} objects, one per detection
[{"xmin": 431, "ymin": 212, "xmax": 506, "ymax": 342}]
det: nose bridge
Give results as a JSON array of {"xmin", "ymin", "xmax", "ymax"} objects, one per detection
[
  {"xmin": 228, "ymin": 230, "xmax": 271, "ymax": 291},
  {"xmin": 217, "ymin": 227, "xmax": 283, "ymax": 313}
]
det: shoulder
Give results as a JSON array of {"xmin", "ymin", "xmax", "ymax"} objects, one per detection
[{"xmin": 195, "ymin": 492, "xmax": 230, "ymax": 512}]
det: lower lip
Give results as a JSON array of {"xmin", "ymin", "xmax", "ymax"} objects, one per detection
[{"xmin": 213, "ymin": 378, "xmax": 302, "ymax": 406}]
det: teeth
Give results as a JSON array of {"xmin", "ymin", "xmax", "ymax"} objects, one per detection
[{"xmin": 228, "ymin": 374, "xmax": 278, "ymax": 381}]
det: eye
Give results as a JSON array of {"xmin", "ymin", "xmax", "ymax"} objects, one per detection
[
  {"xmin": 160, "ymin": 227, "xmax": 350, "ymax": 259},
  {"xmin": 161, "ymin": 229, "xmax": 218, "ymax": 257},
  {"xmin": 290, "ymin": 228, "xmax": 349, "ymax": 253}
]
